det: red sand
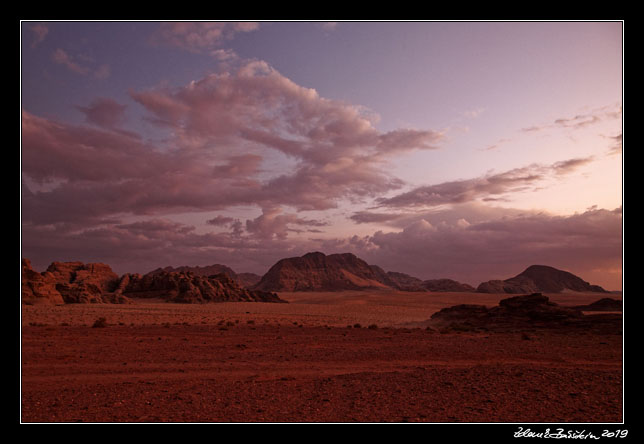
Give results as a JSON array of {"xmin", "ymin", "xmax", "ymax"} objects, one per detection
[{"xmin": 21, "ymin": 291, "xmax": 623, "ymax": 423}]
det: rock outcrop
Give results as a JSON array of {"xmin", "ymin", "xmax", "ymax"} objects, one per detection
[
  {"xmin": 428, "ymin": 293, "xmax": 620, "ymax": 332},
  {"xmin": 571, "ymin": 297, "xmax": 622, "ymax": 312},
  {"xmin": 148, "ymin": 264, "xmax": 262, "ymax": 289},
  {"xmin": 22, "ymin": 259, "xmax": 129, "ymax": 304},
  {"xmin": 477, "ymin": 265, "xmax": 608, "ymax": 294},
  {"xmin": 22, "ymin": 258, "xmax": 65, "ymax": 305},
  {"xmin": 119, "ymin": 270, "xmax": 285, "ymax": 303}
]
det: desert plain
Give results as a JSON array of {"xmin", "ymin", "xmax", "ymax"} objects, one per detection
[{"xmin": 21, "ymin": 290, "xmax": 623, "ymax": 423}]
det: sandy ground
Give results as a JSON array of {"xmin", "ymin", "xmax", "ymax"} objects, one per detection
[
  {"xmin": 21, "ymin": 290, "xmax": 619, "ymax": 328},
  {"xmin": 20, "ymin": 291, "xmax": 623, "ymax": 423}
]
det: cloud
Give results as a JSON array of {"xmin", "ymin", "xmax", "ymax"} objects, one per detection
[
  {"xmin": 480, "ymin": 137, "xmax": 511, "ymax": 152},
  {"xmin": 76, "ymin": 98, "xmax": 127, "ymax": 129},
  {"xmin": 245, "ymin": 207, "xmax": 328, "ymax": 240},
  {"xmin": 23, "ymin": 57, "xmax": 442, "ymax": 231},
  {"xmin": 29, "ymin": 23, "xmax": 48, "ymax": 48},
  {"xmin": 377, "ymin": 157, "xmax": 594, "ymax": 208},
  {"xmin": 331, "ymin": 206, "xmax": 623, "ymax": 289},
  {"xmin": 606, "ymin": 133, "xmax": 622, "ymax": 156},
  {"xmin": 128, "ymin": 59, "xmax": 440, "ymax": 211},
  {"xmin": 51, "ymin": 48, "xmax": 90, "ymax": 75},
  {"xmin": 206, "ymin": 215, "xmax": 236, "ymax": 226},
  {"xmin": 551, "ymin": 157, "xmax": 595, "ymax": 175},
  {"xmin": 51, "ymin": 48, "xmax": 111, "ymax": 79},
  {"xmin": 153, "ymin": 22, "xmax": 260, "ymax": 53},
  {"xmin": 521, "ymin": 104, "xmax": 622, "ymax": 133}
]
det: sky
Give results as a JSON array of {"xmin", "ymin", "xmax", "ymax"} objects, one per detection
[{"xmin": 20, "ymin": 21, "xmax": 623, "ymax": 290}]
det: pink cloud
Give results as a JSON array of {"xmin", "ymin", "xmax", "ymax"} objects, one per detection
[
  {"xmin": 29, "ymin": 23, "xmax": 48, "ymax": 48},
  {"xmin": 377, "ymin": 158, "xmax": 594, "ymax": 208},
  {"xmin": 153, "ymin": 22, "xmax": 260, "ymax": 53}
]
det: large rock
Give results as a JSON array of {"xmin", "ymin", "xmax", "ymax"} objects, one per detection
[
  {"xmin": 22, "ymin": 259, "xmax": 129, "ymax": 304},
  {"xmin": 22, "ymin": 258, "xmax": 65, "ymax": 305},
  {"xmin": 120, "ymin": 270, "xmax": 285, "ymax": 303},
  {"xmin": 427, "ymin": 293, "xmax": 613, "ymax": 331},
  {"xmin": 477, "ymin": 265, "xmax": 607, "ymax": 294}
]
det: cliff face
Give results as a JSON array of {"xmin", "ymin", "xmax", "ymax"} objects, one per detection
[{"xmin": 477, "ymin": 265, "xmax": 607, "ymax": 294}]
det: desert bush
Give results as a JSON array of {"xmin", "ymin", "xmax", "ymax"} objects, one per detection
[{"xmin": 368, "ymin": 324, "xmax": 378, "ymax": 330}]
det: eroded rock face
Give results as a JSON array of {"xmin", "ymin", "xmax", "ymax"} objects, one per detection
[
  {"xmin": 120, "ymin": 270, "xmax": 285, "ymax": 303},
  {"xmin": 22, "ymin": 259, "xmax": 65, "ymax": 305},
  {"xmin": 22, "ymin": 259, "xmax": 129, "ymax": 304}
]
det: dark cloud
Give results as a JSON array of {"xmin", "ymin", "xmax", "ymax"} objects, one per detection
[
  {"xmin": 76, "ymin": 98, "xmax": 127, "ymax": 129},
  {"xmin": 332, "ymin": 207, "xmax": 623, "ymax": 290},
  {"xmin": 377, "ymin": 158, "xmax": 594, "ymax": 208}
]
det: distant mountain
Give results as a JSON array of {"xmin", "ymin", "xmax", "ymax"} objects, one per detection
[
  {"xmin": 253, "ymin": 252, "xmax": 395, "ymax": 292},
  {"xmin": 253, "ymin": 251, "xmax": 475, "ymax": 292},
  {"xmin": 422, "ymin": 279, "xmax": 476, "ymax": 293},
  {"xmin": 477, "ymin": 265, "xmax": 607, "ymax": 294},
  {"xmin": 236, "ymin": 272, "xmax": 262, "ymax": 288}
]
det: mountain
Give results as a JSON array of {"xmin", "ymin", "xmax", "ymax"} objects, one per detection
[
  {"xmin": 253, "ymin": 251, "xmax": 479, "ymax": 292},
  {"xmin": 253, "ymin": 252, "xmax": 394, "ymax": 292},
  {"xmin": 236, "ymin": 272, "xmax": 262, "ymax": 288},
  {"xmin": 477, "ymin": 265, "xmax": 608, "ymax": 294}
]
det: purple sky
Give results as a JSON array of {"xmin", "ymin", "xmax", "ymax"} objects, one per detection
[{"xmin": 20, "ymin": 21, "xmax": 623, "ymax": 290}]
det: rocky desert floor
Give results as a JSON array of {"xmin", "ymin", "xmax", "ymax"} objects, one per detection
[{"xmin": 21, "ymin": 291, "xmax": 624, "ymax": 423}]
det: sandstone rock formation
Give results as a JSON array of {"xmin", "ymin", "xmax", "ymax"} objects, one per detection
[
  {"xmin": 119, "ymin": 270, "xmax": 285, "ymax": 303},
  {"xmin": 22, "ymin": 258, "xmax": 65, "ymax": 305},
  {"xmin": 477, "ymin": 265, "xmax": 607, "ymax": 294},
  {"xmin": 428, "ymin": 293, "xmax": 620, "ymax": 332},
  {"xmin": 148, "ymin": 264, "xmax": 262, "ymax": 289},
  {"xmin": 22, "ymin": 259, "xmax": 129, "ymax": 304}
]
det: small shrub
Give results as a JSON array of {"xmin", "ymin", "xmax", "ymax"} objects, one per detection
[
  {"xmin": 353, "ymin": 323, "xmax": 362, "ymax": 329},
  {"xmin": 367, "ymin": 324, "xmax": 378, "ymax": 330},
  {"xmin": 92, "ymin": 317, "xmax": 108, "ymax": 328}
]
